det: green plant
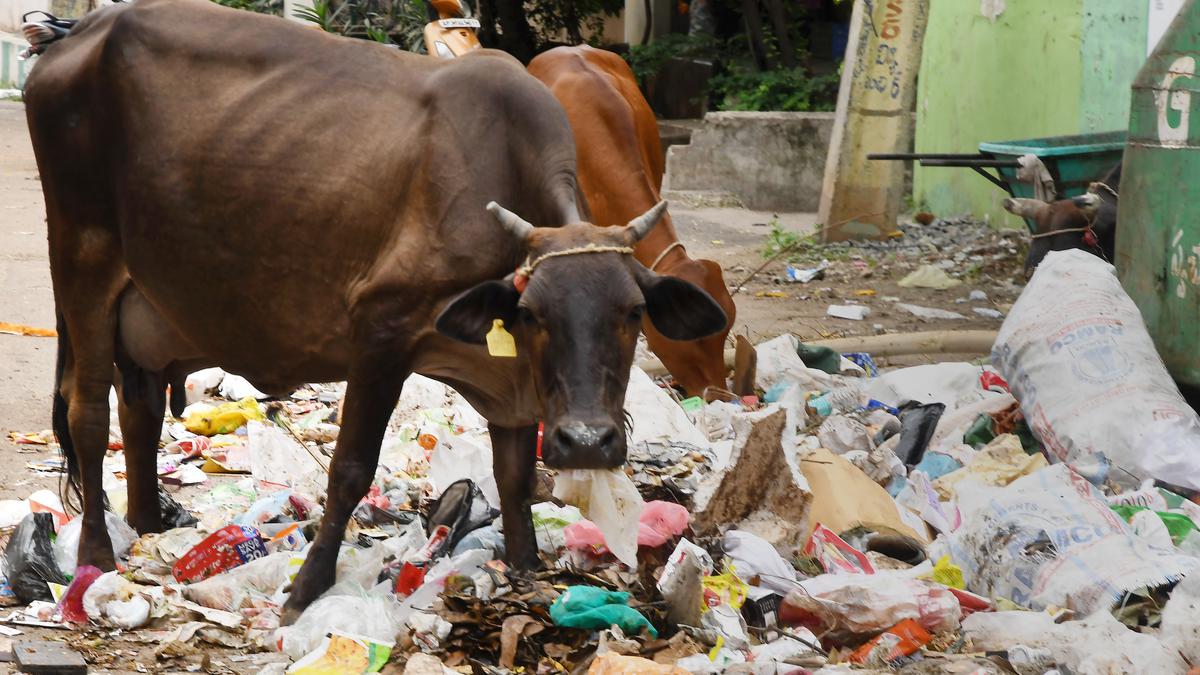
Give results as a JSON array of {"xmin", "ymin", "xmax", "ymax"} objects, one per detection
[
  {"xmin": 525, "ymin": 0, "xmax": 622, "ymax": 45},
  {"xmin": 761, "ymin": 219, "xmax": 802, "ymax": 258},
  {"xmin": 711, "ymin": 67, "xmax": 838, "ymax": 112},
  {"xmin": 213, "ymin": 0, "xmax": 284, "ymax": 14},
  {"xmin": 625, "ymin": 33, "xmax": 722, "ymax": 87},
  {"xmin": 293, "ymin": 0, "xmax": 427, "ymax": 51}
]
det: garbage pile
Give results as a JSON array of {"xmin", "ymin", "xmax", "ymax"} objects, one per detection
[{"xmin": 3, "ymin": 249, "xmax": 1200, "ymax": 673}]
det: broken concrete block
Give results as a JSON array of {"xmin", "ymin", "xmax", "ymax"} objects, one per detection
[
  {"xmin": 14, "ymin": 640, "xmax": 86, "ymax": 674},
  {"xmin": 691, "ymin": 409, "xmax": 811, "ymax": 549}
]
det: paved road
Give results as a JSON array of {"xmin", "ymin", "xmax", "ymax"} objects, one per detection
[{"xmin": 0, "ymin": 101, "xmax": 56, "ymax": 498}]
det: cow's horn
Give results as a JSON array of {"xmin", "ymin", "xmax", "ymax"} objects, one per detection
[
  {"xmin": 487, "ymin": 202, "xmax": 534, "ymax": 239},
  {"xmin": 1002, "ymin": 197, "xmax": 1047, "ymax": 218},
  {"xmin": 627, "ymin": 200, "xmax": 668, "ymax": 241},
  {"xmin": 1072, "ymin": 193, "xmax": 1101, "ymax": 217}
]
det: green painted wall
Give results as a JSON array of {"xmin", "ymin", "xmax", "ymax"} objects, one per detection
[{"xmin": 913, "ymin": 0, "xmax": 1147, "ymax": 226}]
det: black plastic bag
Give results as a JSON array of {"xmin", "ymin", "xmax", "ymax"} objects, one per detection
[
  {"xmin": 426, "ymin": 479, "xmax": 499, "ymax": 556},
  {"xmin": 892, "ymin": 402, "xmax": 946, "ymax": 467},
  {"xmin": 159, "ymin": 488, "xmax": 198, "ymax": 529},
  {"xmin": 4, "ymin": 512, "xmax": 69, "ymax": 603}
]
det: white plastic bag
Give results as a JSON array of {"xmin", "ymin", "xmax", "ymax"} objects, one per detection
[
  {"xmin": 427, "ymin": 431, "xmax": 500, "ymax": 509},
  {"xmin": 625, "ymin": 367, "xmax": 709, "ymax": 447},
  {"xmin": 54, "ymin": 512, "xmax": 138, "ymax": 574},
  {"xmin": 553, "ymin": 469, "xmax": 644, "ymax": 567},
  {"xmin": 722, "ymin": 530, "xmax": 797, "ymax": 595},
  {"xmin": 783, "ymin": 571, "xmax": 960, "ymax": 636},
  {"xmin": 82, "ymin": 571, "xmax": 151, "ymax": 629},
  {"xmin": 865, "ymin": 363, "xmax": 1002, "ymax": 411},
  {"xmin": 1161, "ymin": 573, "xmax": 1200, "ymax": 665},
  {"xmin": 994, "ymin": 249, "xmax": 1200, "ymax": 491},
  {"xmin": 280, "ymin": 589, "xmax": 408, "ymax": 659},
  {"xmin": 248, "ymin": 421, "xmax": 327, "ymax": 499},
  {"xmin": 964, "ymin": 610, "xmax": 1187, "ymax": 675},
  {"xmin": 754, "ymin": 334, "xmax": 837, "ymax": 394}
]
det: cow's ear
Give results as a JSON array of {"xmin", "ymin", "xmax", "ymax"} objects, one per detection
[
  {"xmin": 634, "ymin": 266, "xmax": 727, "ymax": 341},
  {"xmin": 436, "ymin": 280, "xmax": 521, "ymax": 345}
]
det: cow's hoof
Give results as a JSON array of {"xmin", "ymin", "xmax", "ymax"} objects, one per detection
[{"xmin": 280, "ymin": 601, "xmax": 305, "ymax": 627}]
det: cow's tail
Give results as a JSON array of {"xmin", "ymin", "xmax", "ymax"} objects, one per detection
[{"xmin": 52, "ymin": 311, "xmax": 83, "ymax": 515}]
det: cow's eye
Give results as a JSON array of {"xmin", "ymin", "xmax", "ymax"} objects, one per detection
[
  {"xmin": 628, "ymin": 305, "xmax": 645, "ymax": 323},
  {"xmin": 517, "ymin": 306, "xmax": 538, "ymax": 326}
]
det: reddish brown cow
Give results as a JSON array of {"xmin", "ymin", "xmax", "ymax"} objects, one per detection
[{"xmin": 529, "ymin": 46, "xmax": 736, "ymax": 398}]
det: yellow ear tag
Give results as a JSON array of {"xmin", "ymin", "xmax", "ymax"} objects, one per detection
[{"xmin": 486, "ymin": 319, "xmax": 517, "ymax": 358}]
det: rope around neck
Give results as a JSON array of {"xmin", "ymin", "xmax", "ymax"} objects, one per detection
[
  {"xmin": 649, "ymin": 241, "xmax": 686, "ymax": 272},
  {"xmin": 519, "ymin": 243, "xmax": 635, "ymax": 278},
  {"xmin": 1029, "ymin": 226, "xmax": 1093, "ymax": 240}
]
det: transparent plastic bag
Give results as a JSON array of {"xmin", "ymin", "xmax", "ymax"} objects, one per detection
[
  {"xmin": 54, "ymin": 511, "xmax": 138, "ymax": 575},
  {"xmin": 553, "ymin": 469, "xmax": 644, "ymax": 566}
]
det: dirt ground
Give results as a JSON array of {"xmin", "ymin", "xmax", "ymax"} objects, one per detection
[{"xmin": 0, "ymin": 98, "xmax": 1026, "ymax": 672}]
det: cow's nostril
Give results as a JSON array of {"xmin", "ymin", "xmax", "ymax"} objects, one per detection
[{"xmin": 556, "ymin": 422, "xmax": 619, "ymax": 454}]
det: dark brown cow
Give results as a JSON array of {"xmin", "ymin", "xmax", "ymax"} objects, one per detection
[
  {"xmin": 528, "ymin": 46, "xmax": 736, "ymax": 398},
  {"xmin": 25, "ymin": 0, "xmax": 725, "ymax": 622},
  {"xmin": 1004, "ymin": 162, "xmax": 1121, "ymax": 275}
]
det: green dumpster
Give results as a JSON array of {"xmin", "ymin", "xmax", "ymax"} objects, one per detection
[{"xmin": 1118, "ymin": 0, "xmax": 1200, "ymax": 387}]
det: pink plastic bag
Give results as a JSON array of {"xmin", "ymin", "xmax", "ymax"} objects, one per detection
[
  {"xmin": 58, "ymin": 565, "xmax": 102, "ymax": 624},
  {"xmin": 637, "ymin": 501, "xmax": 689, "ymax": 547},
  {"xmin": 564, "ymin": 501, "xmax": 690, "ymax": 556}
]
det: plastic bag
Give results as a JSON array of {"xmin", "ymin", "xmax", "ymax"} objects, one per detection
[
  {"xmin": 657, "ymin": 539, "xmax": 711, "ymax": 626},
  {"xmin": 994, "ymin": 249, "xmax": 1200, "ymax": 491},
  {"xmin": 1161, "ymin": 573, "xmax": 1200, "ymax": 666},
  {"xmin": 54, "ymin": 511, "xmax": 138, "ymax": 575},
  {"xmin": 184, "ymin": 550, "xmax": 293, "ymax": 611},
  {"xmin": 427, "ymin": 431, "xmax": 500, "ymax": 509},
  {"xmin": 892, "ymin": 403, "xmax": 945, "ymax": 466},
  {"xmin": 530, "ymin": 502, "xmax": 582, "ymax": 554},
  {"xmin": 82, "ymin": 570, "xmax": 150, "ymax": 629},
  {"xmin": 248, "ymin": 421, "xmax": 326, "ymax": 498},
  {"xmin": 184, "ymin": 397, "xmax": 264, "ymax": 436},
  {"xmin": 553, "ymin": 469, "xmax": 644, "ymax": 567},
  {"xmin": 722, "ymin": 530, "xmax": 798, "ymax": 595},
  {"xmin": 425, "ymin": 479, "xmax": 498, "ymax": 555},
  {"xmin": 280, "ymin": 590, "xmax": 408, "ymax": 660},
  {"xmin": 172, "ymin": 525, "xmax": 269, "ymax": 583},
  {"xmin": 624, "ymin": 367, "xmax": 711, "ymax": 447},
  {"xmin": 549, "ymin": 585, "xmax": 657, "ymax": 637},
  {"xmin": 637, "ymin": 501, "xmax": 689, "ymax": 548},
  {"xmin": 941, "ymin": 463, "xmax": 1200, "ymax": 613},
  {"xmin": 159, "ymin": 488, "xmax": 199, "ymax": 529},
  {"xmin": 780, "ymin": 571, "xmax": 960, "ymax": 637},
  {"xmin": 58, "ymin": 565, "xmax": 102, "ymax": 624},
  {"xmin": 964, "ymin": 610, "xmax": 1186, "ymax": 674},
  {"xmin": 4, "ymin": 512, "xmax": 69, "ymax": 602}
]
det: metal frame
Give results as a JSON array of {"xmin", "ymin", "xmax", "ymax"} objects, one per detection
[{"xmin": 867, "ymin": 152, "xmax": 1020, "ymax": 194}]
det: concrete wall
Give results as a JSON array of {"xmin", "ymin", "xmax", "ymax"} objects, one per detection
[
  {"xmin": 913, "ymin": 0, "xmax": 1150, "ymax": 226},
  {"xmin": 663, "ymin": 111, "xmax": 834, "ymax": 212}
]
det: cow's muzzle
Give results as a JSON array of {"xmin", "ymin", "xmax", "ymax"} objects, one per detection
[{"xmin": 542, "ymin": 420, "xmax": 626, "ymax": 469}]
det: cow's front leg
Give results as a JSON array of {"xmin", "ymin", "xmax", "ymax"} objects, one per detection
[
  {"xmin": 489, "ymin": 424, "xmax": 540, "ymax": 569},
  {"xmin": 281, "ymin": 362, "xmax": 405, "ymax": 625}
]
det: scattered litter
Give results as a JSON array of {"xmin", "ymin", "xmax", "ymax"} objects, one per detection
[
  {"xmin": 785, "ymin": 260, "xmax": 828, "ymax": 283},
  {"xmin": 826, "ymin": 304, "xmax": 869, "ymax": 320},
  {"xmin": 0, "ymin": 323, "xmax": 55, "ymax": 338},
  {"xmin": 894, "ymin": 303, "xmax": 966, "ymax": 320},
  {"xmin": 973, "ymin": 306, "xmax": 1004, "ymax": 319},
  {"xmin": 898, "ymin": 264, "xmax": 962, "ymax": 289}
]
